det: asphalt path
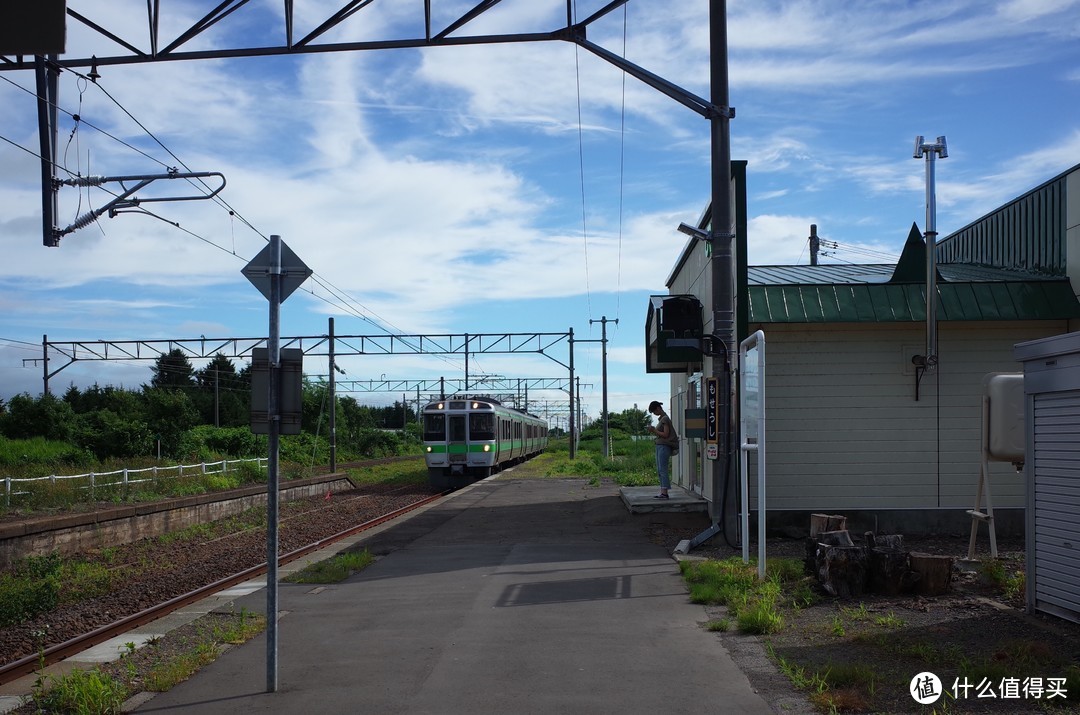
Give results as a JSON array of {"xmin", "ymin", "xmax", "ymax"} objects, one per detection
[{"xmin": 135, "ymin": 478, "xmax": 778, "ymax": 714}]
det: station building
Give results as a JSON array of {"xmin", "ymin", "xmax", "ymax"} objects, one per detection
[{"xmin": 649, "ymin": 161, "xmax": 1080, "ymax": 535}]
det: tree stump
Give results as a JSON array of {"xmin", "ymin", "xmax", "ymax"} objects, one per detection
[
  {"xmin": 816, "ymin": 544, "xmax": 868, "ymax": 598},
  {"xmin": 810, "ymin": 513, "xmax": 848, "ymax": 538},
  {"xmin": 804, "ymin": 529, "xmax": 854, "ymax": 575},
  {"xmin": 909, "ymin": 552, "xmax": 953, "ymax": 596},
  {"xmin": 864, "ymin": 532, "xmax": 904, "ymax": 551},
  {"xmin": 868, "ymin": 547, "xmax": 911, "ymax": 595}
]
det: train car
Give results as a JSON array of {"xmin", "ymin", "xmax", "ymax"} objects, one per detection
[{"xmin": 423, "ymin": 395, "xmax": 549, "ymax": 490}]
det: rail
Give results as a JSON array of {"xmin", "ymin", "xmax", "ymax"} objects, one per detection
[{"xmin": 0, "ymin": 488, "xmax": 446, "ymax": 685}]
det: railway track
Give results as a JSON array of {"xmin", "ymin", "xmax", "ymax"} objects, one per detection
[{"xmin": 0, "ymin": 488, "xmax": 442, "ymax": 691}]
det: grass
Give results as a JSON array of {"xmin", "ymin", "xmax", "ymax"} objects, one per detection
[
  {"xmin": 28, "ymin": 609, "xmax": 265, "ymax": 712},
  {"xmin": 508, "ymin": 437, "xmax": 658, "ymax": 486},
  {"xmin": 680, "ymin": 556, "xmax": 807, "ymax": 635},
  {"xmin": 346, "ymin": 459, "xmax": 427, "ymax": 487},
  {"xmin": 980, "ymin": 557, "xmax": 1027, "ymax": 602},
  {"xmin": 686, "ymin": 548, "xmax": 1080, "ymax": 713},
  {"xmin": 285, "ymin": 549, "xmax": 375, "ymax": 584}
]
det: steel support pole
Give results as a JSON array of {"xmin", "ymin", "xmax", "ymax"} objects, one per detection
[
  {"xmin": 266, "ymin": 234, "xmax": 282, "ymax": 693},
  {"xmin": 709, "ymin": 0, "xmax": 735, "ymax": 533},
  {"xmin": 589, "ymin": 316, "xmax": 618, "ymax": 457},
  {"xmin": 36, "ymin": 55, "xmax": 59, "ymax": 248},
  {"xmin": 576, "ymin": 376, "xmax": 582, "ymax": 442},
  {"xmin": 42, "ymin": 334, "xmax": 49, "ymax": 397},
  {"xmin": 568, "ymin": 327, "xmax": 576, "ymax": 459},
  {"xmin": 328, "ymin": 317, "xmax": 336, "ymax": 472},
  {"xmin": 924, "ymin": 144, "xmax": 941, "ymax": 367}
]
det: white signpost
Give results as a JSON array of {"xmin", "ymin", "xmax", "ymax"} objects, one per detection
[
  {"xmin": 739, "ymin": 330, "xmax": 766, "ymax": 580},
  {"xmin": 242, "ymin": 234, "xmax": 311, "ymax": 693}
]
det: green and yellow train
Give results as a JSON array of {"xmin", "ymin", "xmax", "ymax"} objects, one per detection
[{"xmin": 422, "ymin": 396, "xmax": 548, "ymax": 490}]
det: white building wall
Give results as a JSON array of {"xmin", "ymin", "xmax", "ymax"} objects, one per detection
[
  {"xmin": 745, "ymin": 320, "xmax": 1069, "ymax": 511},
  {"xmin": 1067, "ymin": 167, "xmax": 1080, "ymax": 297}
]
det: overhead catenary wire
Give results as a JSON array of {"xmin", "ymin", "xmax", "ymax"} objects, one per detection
[
  {"xmin": 2, "ymin": 68, "xmax": 471, "ymax": 376},
  {"xmin": 614, "ymin": 4, "xmax": 627, "ymax": 325},
  {"xmin": 572, "ymin": 5, "xmax": 594, "ymax": 321}
]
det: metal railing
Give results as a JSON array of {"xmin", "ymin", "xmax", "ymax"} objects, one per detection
[{"xmin": 2, "ymin": 458, "xmax": 267, "ymax": 508}]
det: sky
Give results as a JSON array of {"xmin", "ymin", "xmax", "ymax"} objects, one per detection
[{"xmin": 1, "ymin": 0, "xmax": 1079, "ymax": 427}]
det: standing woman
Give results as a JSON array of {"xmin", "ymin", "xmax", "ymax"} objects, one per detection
[{"xmin": 647, "ymin": 400, "xmax": 676, "ymax": 499}]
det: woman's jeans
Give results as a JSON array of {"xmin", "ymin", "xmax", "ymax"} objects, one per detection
[{"xmin": 655, "ymin": 444, "xmax": 673, "ymax": 490}]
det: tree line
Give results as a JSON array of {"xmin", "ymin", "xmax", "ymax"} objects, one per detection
[{"xmin": 0, "ymin": 349, "xmax": 420, "ymax": 463}]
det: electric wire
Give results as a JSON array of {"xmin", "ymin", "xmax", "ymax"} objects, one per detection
[
  {"xmin": 614, "ymin": 3, "xmax": 627, "ymax": 325},
  {"xmin": 3, "ymin": 69, "xmax": 468, "ymax": 376},
  {"xmin": 572, "ymin": 1, "xmax": 593, "ymax": 321},
  {"xmin": 81, "ymin": 72, "xmax": 469, "ymax": 373},
  {"xmin": 6, "ymin": 63, "xmax": 562, "ymax": 390}
]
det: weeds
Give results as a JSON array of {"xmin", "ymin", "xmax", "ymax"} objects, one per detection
[
  {"xmin": 874, "ymin": 611, "xmax": 904, "ymax": 628},
  {"xmin": 285, "ymin": 549, "xmax": 375, "ymax": 584},
  {"xmin": 681, "ymin": 557, "xmax": 802, "ymax": 635},
  {"xmin": 31, "ymin": 668, "xmax": 128, "ymax": 714},
  {"xmin": 980, "ymin": 558, "xmax": 1026, "ymax": 602}
]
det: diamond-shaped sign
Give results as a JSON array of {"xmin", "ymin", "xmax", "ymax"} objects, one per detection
[{"xmin": 242, "ymin": 238, "xmax": 312, "ymax": 302}]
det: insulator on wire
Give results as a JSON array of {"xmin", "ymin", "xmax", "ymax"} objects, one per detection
[{"xmin": 62, "ymin": 175, "xmax": 107, "ymax": 187}]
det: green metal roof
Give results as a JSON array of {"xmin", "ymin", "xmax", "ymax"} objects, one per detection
[{"xmin": 747, "ymin": 218, "xmax": 1080, "ymax": 323}]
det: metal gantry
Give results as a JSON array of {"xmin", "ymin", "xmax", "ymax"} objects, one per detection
[
  {"xmin": 11, "ymin": 1, "xmax": 737, "ymax": 549},
  {"xmin": 40, "ymin": 325, "xmax": 583, "ymax": 458}
]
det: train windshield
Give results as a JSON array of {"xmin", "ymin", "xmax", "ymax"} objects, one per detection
[
  {"xmin": 423, "ymin": 414, "xmax": 445, "ymax": 441},
  {"xmin": 469, "ymin": 413, "xmax": 495, "ymax": 440},
  {"xmin": 449, "ymin": 415, "xmax": 466, "ymax": 441}
]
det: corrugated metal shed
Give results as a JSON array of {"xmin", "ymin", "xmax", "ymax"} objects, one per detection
[
  {"xmin": 747, "ymin": 214, "xmax": 1080, "ymax": 323},
  {"xmin": 1015, "ymin": 332, "xmax": 1080, "ymax": 623},
  {"xmin": 937, "ymin": 165, "xmax": 1074, "ymax": 276},
  {"xmin": 748, "ymin": 280, "xmax": 1080, "ymax": 323}
]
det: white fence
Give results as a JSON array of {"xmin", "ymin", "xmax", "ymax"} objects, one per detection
[{"xmin": 2, "ymin": 457, "xmax": 267, "ymax": 508}]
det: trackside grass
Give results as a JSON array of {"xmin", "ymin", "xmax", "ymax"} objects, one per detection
[{"xmin": 284, "ymin": 549, "xmax": 375, "ymax": 584}]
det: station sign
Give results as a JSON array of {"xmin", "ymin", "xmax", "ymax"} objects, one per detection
[{"xmin": 705, "ymin": 376, "xmax": 719, "ymax": 460}]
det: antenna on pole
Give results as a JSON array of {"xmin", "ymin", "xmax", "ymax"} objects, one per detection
[{"xmin": 913, "ymin": 135, "xmax": 948, "ymax": 370}]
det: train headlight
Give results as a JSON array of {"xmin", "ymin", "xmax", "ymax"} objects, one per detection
[
  {"xmin": 472, "ymin": 402, "xmax": 479, "ymax": 408},
  {"xmin": 436, "ymin": 403, "xmax": 444, "ymax": 410},
  {"xmin": 483, "ymin": 444, "xmax": 490, "ymax": 452},
  {"xmin": 426, "ymin": 446, "xmax": 432, "ymax": 453}
]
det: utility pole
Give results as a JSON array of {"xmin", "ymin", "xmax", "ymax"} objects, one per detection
[
  {"xmin": 213, "ymin": 369, "xmax": 220, "ymax": 428},
  {"xmin": 589, "ymin": 316, "xmax": 618, "ymax": 457},
  {"xmin": 701, "ymin": 0, "xmax": 735, "ymax": 548},
  {"xmin": 576, "ymin": 376, "xmax": 582, "ymax": 446}
]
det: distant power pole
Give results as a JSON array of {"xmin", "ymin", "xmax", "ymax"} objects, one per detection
[{"xmin": 589, "ymin": 316, "xmax": 618, "ymax": 458}]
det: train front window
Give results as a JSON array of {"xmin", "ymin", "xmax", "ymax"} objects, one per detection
[
  {"xmin": 470, "ymin": 413, "xmax": 495, "ymax": 440},
  {"xmin": 423, "ymin": 414, "xmax": 445, "ymax": 441},
  {"xmin": 449, "ymin": 415, "xmax": 467, "ymax": 441}
]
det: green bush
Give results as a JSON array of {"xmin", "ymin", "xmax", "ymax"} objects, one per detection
[
  {"xmin": 180, "ymin": 425, "xmax": 264, "ymax": 461},
  {"xmin": 0, "ymin": 436, "xmax": 93, "ymax": 471},
  {"xmin": 73, "ymin": 410, "xmax": 153, "ymax": 460}
]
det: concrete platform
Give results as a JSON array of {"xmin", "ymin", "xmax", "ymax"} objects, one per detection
[
  {"xmin": 134, "ymin": 477, "xmax": 771, "ymax": 714},
  {"xmin": 4, "ymin": 477, "xmax": 776, "ymax": 714},
  {"xmin": 619, "ymin": 485, "xmax": 709, "ymax": 514}
]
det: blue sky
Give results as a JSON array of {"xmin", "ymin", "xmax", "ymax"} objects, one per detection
[{"xmin": 1, "ymin": 0, "xmax": 1079, "ymax": 424}]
